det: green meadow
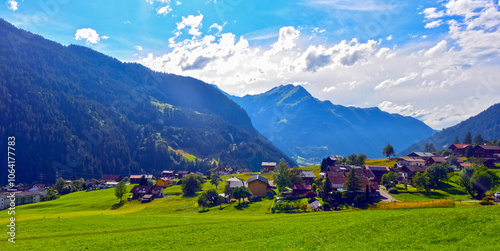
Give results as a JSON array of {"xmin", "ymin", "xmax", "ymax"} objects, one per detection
[{"xmin": 1, "ymin": 178, "xmax": 500, "ymax": 250}]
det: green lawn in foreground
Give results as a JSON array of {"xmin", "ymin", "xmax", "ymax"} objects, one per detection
[{"xmin": 1, "ymin": 181, "xmax": 499, "ymax": 250}]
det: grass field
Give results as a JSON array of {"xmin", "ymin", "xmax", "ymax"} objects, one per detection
[
  {"xmin": 365, "ymin": 158, "xmax": 398, "ymax": 167},
  {"xmin": 2, "ymin": 178, "xmax": 500, "ymax": 250}
]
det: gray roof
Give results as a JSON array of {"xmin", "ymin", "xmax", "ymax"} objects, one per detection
[
  {"xmin": 301, "ymin": 170, "xmax": 316, "ymax": 178},
  {"xmin": 0, "ymin": 191, "xmax": 41, "ymax": 199},
  {"xmin": 408, "ymin": 152, "xmax": 435, "ymax": 158},
  {"xmin": 247, "ymin": 175, "xmax": 269, "ymax": 184}
]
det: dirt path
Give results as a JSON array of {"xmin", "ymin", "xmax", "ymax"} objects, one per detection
[{"xmin": 379, "ymin": 189, "xmax": 397, "ymax": 203}]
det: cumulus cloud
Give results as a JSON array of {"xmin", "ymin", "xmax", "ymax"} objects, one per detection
[
  {"xmin": 425, "ymin": 20, "xmax": 443, "ymax": 28},
  {"xmin": 135, "ymin": 45, "xmax": 143, "ymax": 51},
  {"xmin": 7, "ymin": 0, "xmax": 18, "ymax": 11},
  {"xmin": 176, "ymin": 14, "xmax": 204, "ymax": 37},
  {"xmin": 75, "ymin": 28, "xmax": 102, "ymax": 44},
  {"xmin": 141, "ymin": 2, "xmax": 500, "ymax": 129}
]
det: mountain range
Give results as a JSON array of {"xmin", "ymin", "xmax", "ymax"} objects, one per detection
[
  {"xmin": 400, "ymin": 103, "xmax": 500, "ymax": 155},
  {"xmin": 228, "ymin": 85, "xmax": 436, "ymax": 164},
  {"xmin": 0, "ymin": 19, "xmax": 295, "ymax": 185}
]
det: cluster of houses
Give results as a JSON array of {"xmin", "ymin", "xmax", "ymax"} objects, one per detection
[{"xmin": 0, "ymin": 184, "xmax": 48, "ymax": 210}]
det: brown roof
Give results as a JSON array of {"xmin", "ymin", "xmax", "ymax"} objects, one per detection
[
  {"xmin": 450, "ymin": 144, "xmax": 470, "ymax": 149},
  {"xmin": 475, "ymin": 145, "xmax": 500, "ymax": 150},
  {"xmin": 100, "ymin": 174, "xmax": 122, "ymax": 182},
  {"xmin": 429, "ymin": 156, "xmax": 447, "ymax": 163},
  {"xmin": 403, "ymin": 165, "xmax": 429, "ymax": 173},
  {"xmin": 292, "ymin": 185, "xmax": 312, "ymax": 190}
]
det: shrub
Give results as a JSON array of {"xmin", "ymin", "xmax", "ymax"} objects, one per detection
[
  {"xmin": 322, "ymin": 202, "xmax": 331, "ymax": 211},
  {"xmin": 305, "ymin": 191, "xmax": 317, "ymax": 198},
  {"xmin": 479, "ymin": 198, "xmax": 494, "ymax": 205},
  {"xmin": 331, "ymin": 202, "xmax": 339, "ymax": 209},
  {"xmin": 301, "ymin": 205, "xmax": 308, "ymax": 212},
  {"xmin": 388, "ymin": 187, "xmax": 399, "ymax": 194},
  {"xmin": 308, "ymin": 197, "xmax": 317, "ymax": 203}
]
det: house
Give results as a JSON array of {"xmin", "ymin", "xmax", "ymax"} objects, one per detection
[
  {"xmin": 407, "ymin": 152, "xmax": 435, "ymax": 160},
  {"xmin": 100, "ymin": 174, "xmax": 123, "ymax": 183},
  {"xmin": 365, "ymin": 165, "xmax": 391, "ymax": 183},
  {"xmin": 326, "ymin": 156, "xmax": 340, "ymax": 166},
  {"xmin": 0, "ymin": 191, "xmax": 41, "ymax": 210},
  {"xmin": 473, "ymin": 145, "xmax": 500, "ymax": 159},
  {"xmin": 292, "ymin": 185, "xmax": 312, "ymax": 195},
  {"xmin": 326, "ymin": 166, "xmax": 379, "ymax": 194},
  {"xmin": 247, "ymin": 175, "xmax": 273, "ymax": 196},
  {"xmin": 176, "ymin": 171, "xmax": 191, "ymax": 179},
  {"xmin": 212, "ymin": 166, "xmax": 235, "ymax": 176},
  {"xmin": 427, "ymin": 156, "xmax": 447, "ymax": 166},
  {"xmin": 129, "ymin": 185, "xmax": 164, "ymax": 200},
  {"xmin": 401, "ymin": 165, "xmax": 429, "ymax": 181},
  {"xmin": 130, "ymin": 175, "xmax": 153, "ymax": 184},
  {"xmin": 448, "ymin": 144, "xmax": 470, "ymax": 156},
  {"xmin": 27, "ymin": 185, "xmax": 48, "ymax": 196},
  {"xmin": 161, "ymin": 170, "xmax": 175, "ymax": 178},
  {"xmin": 261, "ymin": 162, "xmax": 277, "ymax": 173},
  {"xmin": 226, "ymin": 177, "xmax": 245, "ymax": 189},
  {"xmin": 397, "ymin": 158, "xmax": 426, "ymax": 167},
  {"xmin": 301, "ymin": 170, "xmax": 317, "ymax": 185},
  {"xmin": 156, "ymin": 177, "xmax": 173, "ymax": 188}
]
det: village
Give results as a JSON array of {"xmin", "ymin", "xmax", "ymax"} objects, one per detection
[{"xmin": 2, "ymin": 142, "xmax": 500, "ymax": 211}]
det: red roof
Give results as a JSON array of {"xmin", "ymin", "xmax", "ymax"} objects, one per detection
[
  {"xmin": 405, "ymin": 158, "xmax": 426, "ymax": 162},
  {"xmin": 292, "ymin": 185, "xmax": 312, "ymax": 190}
]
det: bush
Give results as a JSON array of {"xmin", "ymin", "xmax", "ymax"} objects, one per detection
[
  {"xmin": 322, "ymin": 202, "xmax": 331, "ymax": 211},
  {"xmin": 305, "ymin": 191, "xmax": 317, "ymax": 198},
  {"xmin": 479, "ymin": 198, "xmax": 494, "ymax": 205},
  {"xmin": 301, "ymin": 205, "xmax": 308, "ymax": 212},
  {"xmin": 388, "ymin": 187, "xmax": 399, "ymax": 194}
]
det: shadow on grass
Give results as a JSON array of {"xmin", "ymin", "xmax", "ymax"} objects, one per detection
[
  {"xmin": 235, "ymin": 203, "xmax": 250, "ymax": 210},
  {"xmin": 198, "ymin": 209, "xmax": 210, "ymax": 213},
  {"xmin": 111, "ymin": 201, "xmax": 125, "ymax": 210},
  {"xmin": 438, "ymin": 182, "xmax": 468, "ymax": 195}
]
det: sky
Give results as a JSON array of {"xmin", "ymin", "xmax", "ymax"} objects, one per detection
[{"xmin": 2, "ymin": 0, "xmax": 500, "ymax": 130}]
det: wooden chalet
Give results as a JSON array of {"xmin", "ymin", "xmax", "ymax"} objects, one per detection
[
  {"xmin": 100, "ymin": 174, "xmax": 123, "ymax": 183},
  {"xmin": 129, "ymin": 185, "xmax": 164, "ymax": 200},
  {"xmin": 326, "ymin": 166, "xmax": 378, "ymax": 194},
  {"xmin": 448, "ymin": 144, "xmax": 470, "ymax": 156},
  {"xmin": 301, "ymin": 170, "xmax": 317, "ymax": 185},
  {"xmin": 292, "ymin": 185, "xmax": 312, "ymax": 195},
  {"xmin": 161, "ymin": 170, "xmax": 175, "ymax": 178},
  {"xmin": 472, "ymin": 145, "xmax": 500, "ymax": 159},
  {"xmin": 130, "ymin": 175, "xmax": 153, "ymax": 184},
  {"xmin": 261, "ymin": 162, "xmax": 277, "ymax": 173},
  {"xmin": 176, "ymin": 171, "xmax": 191, "ymax": 179},
  {"xmin": 426, "ymin": 156, "xmax": 447, "ymax": 166},
  {"xmin": 407, "ymin": 152, "xmax": 435, "ymax": 160},
  {"xmin": 247, "ymin": 175, "xmax": 273, "ymax": 196},
  {"xmin": 365, "ymin": 165, "xmax": 391, "ymax": 183},
  {"xmin": 401, "ymin": 165, "xmax": 429, "ymax": 182}
]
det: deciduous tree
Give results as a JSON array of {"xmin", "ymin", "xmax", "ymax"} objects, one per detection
[
  {"xmin": 210, "ymin": 174, "xmax": 222, "ymax": 189},
  {"xmin": 382, "ymin": 142, "xmax": 396, "ymax": 158},
  {"xmin": 274, "ymin": 159, "xmax": 291, "ymax": 193},
  {"xmin": 182, "ymin": 174, "xmax": 203, "ymax": 196},
  {"xmin": 115, "ymin": 180, "xmax": 127, "ymax": 203}
]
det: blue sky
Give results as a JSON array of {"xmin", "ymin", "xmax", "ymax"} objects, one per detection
[{"xmin": 2, "ymin": 0, "xmax": 500, "ymax": 131}]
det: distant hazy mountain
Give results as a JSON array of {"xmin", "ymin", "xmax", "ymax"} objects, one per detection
[
  {"xmin": 400, "ymin": 103, "xmax": 500, "ymax": 156},
  {"xmin": 228, "ymin": 85, "xmax": 435, "ymax": 164},
  {"xmin": 0, "ymin": 19, "xmax": 295, "ymax": 184}
]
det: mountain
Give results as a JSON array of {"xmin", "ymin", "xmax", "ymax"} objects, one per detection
[
  {"xmin": 400, "ymin": 103, "xmax": 500, "ymax": 155},
  {"xmin": 228, "ymin": 84, "xmax": 435, "ymax": 165},
  {"xmin": 0, "ymin": 19, "xmax": 295, "ymax": 185}
]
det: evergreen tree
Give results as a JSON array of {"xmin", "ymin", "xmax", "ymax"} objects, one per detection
[
  {"xmin": 428, "ymin": 143, "xmax": 436, "ymax": 153},
  {"xmin": 473, "ymin": 134, "xmax": 484, "ymax": 146},
  {"xmin": 319, "ymin": 177, "xmax": 332, "ymax": 202},
  {"xmin": 320, "ymin": 158, "xmax": 328, "ymax": 172},
  {"xmin": 463, "ymin": 132, "xmax": 472, "ymax": 144},
  {"xmin": 454, "ymin": 137, "xmax": 461, "ymax": 144},
  {"xmin": 344, "ymin": 169, "xmax": 361, "ymax": 201},
  {"xmin": 424, "ymin": 143, "xmax": 430, "ymax": 152}
]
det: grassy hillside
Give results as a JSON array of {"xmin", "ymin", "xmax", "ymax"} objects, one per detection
[{"xmin": 1, "ymin": 179, "xmax": 499, "ymax": 250}]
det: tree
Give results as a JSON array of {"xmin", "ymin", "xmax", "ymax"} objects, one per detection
[
  {"xmin": 138, "ymin": 175, "xmax": 148, "ymax": 186},
  {"xmin": 290, "ymin": 168, "xmax": 303, "ymax": 185},
  {"xmin": 412, "ymin": 172, "xmax": 432, "ymax": 195},
  {"xmin": 356, "ymin": 153, "xmax": 367, "ymax": 167},
  {"xmin": 210, "ymin": 174, "xmax": 222, "ymax": 189},
  {"xmin": 425, "ymin": 163, "xmax": 450, "ymax": 188},
  {"xmin": 459, "ymin": 165, "xmax": 500, "ymax": 199},
  {"xmin": 381, "ymin": 172, "xmax": 398, "ymax": 188},
  {"xmin": 182, "ymin": 174, "xmax": 203, "ymax": 196},
  {"xmin": 382, "ymin": 142, "xmax": 396, "ymax": 158},
  {"xmin": 115, "ymin": 180, "xmax": 127, "ymax": 203},
  {"xmin": 466, "ymin": 146, "xmax": 474, "ymax": 158},
  {"xmin": 319, "ymin": 177, "xmax": 332, "ymax": 202},
  {"xmin": 463, "ymin": 132, "xmax": 472, "ymax": 144},
  {"xmin": 473, "ymin": 134, "xmax": 484, "ymax": 146},
  {"xmin": 55, "ymin": 177, "xmax": 65, "ymax": 194},
  {"xmin": 428, "ymin": 143, "xmax": 436, "ymax": 153},
  {"xmin": 233, "ymin": 186, "xmax": 252, "ymax": 205},
  {"xmin": 274, "ymin": 159, "xmax": 291, "ymax": 193},
  {"xmin": 447, "ymin": 155, "xmax": 460, "ymax": 168},
  {"xmin": 217, "ymin": 195, "xmax": 225, "ymax": 209},
  {"xmin": 198, "ymin": 193, "xmax": 209, "ymax": 211},
  {"xmin": 320, "ymin": 158, "xmax": 328, "ymax": 172},
  {"xmin": 424, "ymin": 143, "xmax": 430, "ymax": 152},
  {"xmin": 205, "ymin": 189, "xmax": 219, "ymax": 205},
  {"xmin": 223, "ymin": 183, "xmax": 234, "ymax": 201},
  {"xmin": 454, "ymin": 137, "xmax": 461, "ymax": 144},
  {"xmin": 344, "ymin": 168, "xmax": 361, "ymax": 202}
]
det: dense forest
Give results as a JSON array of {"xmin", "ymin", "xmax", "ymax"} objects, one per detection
[
  {"xmin": 0, "ymin": 19, "xmax": 295, "ymax": 185},
  {"xmin": 400, "ymin": 103, "xmax": 500, "ymax": 155}
]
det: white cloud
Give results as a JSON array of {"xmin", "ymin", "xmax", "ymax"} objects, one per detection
[
  {"xmin": 176, "ymin": 14, "xmax": 204, "ymax": 37},
  {"xmin": 135, "ymin": 45, "xmax": 143, "ymax": 51},
  {"xmin": 422, "ymin": 7, "xmax": 445, "ymax": 19},
  {"xmin": 75, "ymin": 28, "xmax": 101, "ymax": 44},
  {"xmin": 157, "ymin": 6, "xmax": 172, "ymax": 15},
  {"xmin": 374, "ymin": 72, "xmax": 418, "ymax": 90},
  {"xmin": 425, "ymin": 20, "xmax": 443, "ymax": 28},
  {"xmin": 303, "ymin": 0, "xmax": 396, "ymax": 11},
  {"xmin": 271, "ymin": 26, "xmax": 300, "ymax": 52},
  {"xmin": 141, "ymin": 2, "xmax": 500, "ymax": 129},
  {"xmin": 209, "ymin": 23, "xmax": 224, "ymax": 34},
  {"xmin": 386, "ymin": 35, "xmax": 393, "ymax": 41},
  {"xmin": 7, "ymin": 0, "xmax": 18, "ymax": 11},
  {"xmin": 101, "ymin": 36, "xmax": 110, "ymax": 40},
  {"xmin": 322, "ymin": 86, "xmax": 336, "ymax": 92}
]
